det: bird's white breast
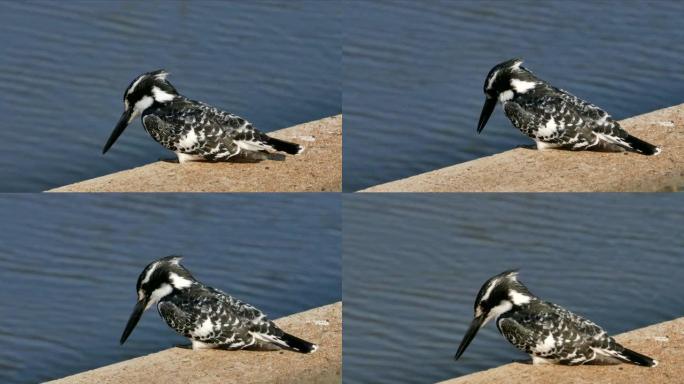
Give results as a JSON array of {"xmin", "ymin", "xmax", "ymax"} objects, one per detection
[
  {"xmin": 534, "ymin": 333, "xmax": 557, "ymax": 354},
  {"xmin": 536, "ymin": 118, "xmax": 558, "ymax": 137},
  {"xmin": 191, "ymin": 318, "xmax": 216, "ymax": 338},
  {"xmin": 177, "ymin": 130, "xmax": 199, "ymax": 150}
]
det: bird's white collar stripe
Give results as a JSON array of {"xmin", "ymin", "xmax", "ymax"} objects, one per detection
[
  {"xmin": 510, "ymin": 79, "xmax": 536, "ymax": 93},
  {"xmin": 509, "ymin": 290, "xmax": 532, "ymax": 305},
  {"xmin": 169, "ymin": 273, "xmax": 193, "ymax": 289},
  {"xmin": 152, "ymin": 87, "xmax": 175, "ymax": 102}
]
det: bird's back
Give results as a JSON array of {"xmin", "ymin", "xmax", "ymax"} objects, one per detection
[
  {"xmin": 516, "ymin": 80, "xmax": 627, "ymax": 136},
  {"xmin": 146, "ymin": 97, "xmax": 252, "ymax": 132}
]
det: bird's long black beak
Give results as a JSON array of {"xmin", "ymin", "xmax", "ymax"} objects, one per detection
[
  {"xmin": 120, "ymin": 299, "xmax": 147, "ymax": 345},
  {"xmin": 454, "ymin": 314, "xmax": 485, "ymax": 361},
  {"xmin": 103, "ymin": 109, "xmax": 132, "ymax": 154},
  {"xmin": 477, "ymin": 97, "xmax": 496, "ymax": 134}
]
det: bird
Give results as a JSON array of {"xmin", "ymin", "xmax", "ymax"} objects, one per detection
[
  {"xmin": 477, "ymin": 58, "xmax": 660, "ymax": 155},
  {"xmin": 103, "ymin": 70, "xmax": 303, "ymax": 163},
  {"xmin": 454, "ymin": 270, "xmax": 657, "ymax": 367},
  {"xmin": 120, "ymin": 255, "xmax": 317, "ymax": 353}
]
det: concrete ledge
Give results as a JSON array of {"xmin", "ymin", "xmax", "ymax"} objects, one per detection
[
  {"xmin": 48, "ymin": 115, "xmax": 342, "ymax": 192},
  {"xmin": 362, "ymin": 104, "xmax": 684, "ymax": 192},
  {"xmin": 438, "ymin": 317, "xmax": 683, "ymax": 384},
  {"xmin": 48, "ymin": 302, "xmax": 341, "ymax": 384}
]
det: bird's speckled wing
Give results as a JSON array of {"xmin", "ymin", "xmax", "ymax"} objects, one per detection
[
  {"xmin": 504, "ymin": 90, "xmax": 628, "ymax": 149},
  {"xmin": 503, "ymin": 96, "xmax": 589, "ymax": 146},
  {"xmin": 512, "ymin": 86, "xmax": 628, "ymax": 137},
  {"xmin": 497, "ymin": 301, "xmax": 620, "ymax": 365},
  {"xmin": 553, "ymin": 87, "xmax": 628, "ymax": 138},
  {"xmin": 142, "ymin": 98, "xmax": 271, "ymax": 160},
  {"xmin": 158, "ymin": 285, "xmax": 282, "ymax": 348}
]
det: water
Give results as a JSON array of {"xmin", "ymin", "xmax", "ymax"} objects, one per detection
[
  {"xmin": 343, "ymin": 194, "xmax": 684, "ymax": 383},
  {"xmin": 343, "ymin": 0, "xmax": 684, "ymax": 191},
  {"xmin": 0, "ymin": 1, "xmax": 341, "ymax": 192},
  {"xmin": 0, "ymin": 194, "xmax": 341, "ymax": 383}
]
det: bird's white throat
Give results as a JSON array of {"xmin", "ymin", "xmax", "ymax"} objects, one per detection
[
  {"xmin": 130, "ymin": 96, "xmax": 154, "ymax": 122},
  {"xmin": 499, "ymin": 90, "xmax": 514, "ymax": 102},
  {"xmin": 146, "ymin": 283, "xmax": 173, "ymax": 309},
  {"xmin": 485, "ymin": 300, "xmax": 513, "ymax": 325}
]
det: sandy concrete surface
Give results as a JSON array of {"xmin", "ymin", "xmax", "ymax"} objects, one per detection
[
  {"xmin": 48, "ymin": 302, "xmax": 341, "ymax": 384},
  {"xmin": 437, "ymin": 317, "xmax": 683, "ymax": 384},
  {"xmin": 362, "ymin": 104, "xmax": 684, "ymax": 192},
  {"xmin": 48, "ymin": 115, "xmax": 341, "ymax": 192}
]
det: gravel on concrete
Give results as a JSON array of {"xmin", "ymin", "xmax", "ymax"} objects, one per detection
[
  {"xmin": 48, "ymin": 302, "xmax": 341, "ymax": 384},
  {"xmin": 437, "ymin": 317, "xmax": 683, "ymax": 384},
  {"xmin": 362, "ymin": 104, "xmax": 684, "ymax": 192},
  {"xmin": 49, "ymin": 115, "xmax": 341, "ymax": 192}
]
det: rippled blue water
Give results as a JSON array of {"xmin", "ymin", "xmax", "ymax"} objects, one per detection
[
  {"xmin": 0, "ymin": 1, "xmax": 340, "ymax": 192},
  {"xmin": 0, "ymin": 194, "xmax": 341, "ymax": 383},
  {"xmin": 343, "ymin": 194, "xmax": 684, "ymax": 383},
  {"xmin": 343, "ymin": 1, "xmax": 684, "ymax": 191}
]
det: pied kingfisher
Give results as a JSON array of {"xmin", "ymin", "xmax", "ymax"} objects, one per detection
[
  {"xmin": 454, "ymin": 270, "xmax": 657, "ymax": 367},
  {"xmin": 120, "ymin": 256, "xmax": 317, "ymax": 353},
  {"xmin": 103, "ymin": 70, "xmax": 303, "ymax": 163},
  {"xmin": 477, "ymin": 59, "xmax": 660, "ymax": 155}
]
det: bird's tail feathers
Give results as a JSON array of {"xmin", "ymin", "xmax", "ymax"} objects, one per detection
[
  {"xmin": 623, "ymin": 134, "xmax": 661, "ymax": 156},
  {"xmin": 615, "ymin": 347, "xmax": 658, "ymax": 367},
  {"xmin": 265, "ymin": 136, "xmax": 303, "ymax": 155},
  {"xmin": 251, "ymin": 330, "xmax": 317, "ymax": 353},
  {"xmin": 273, "ymin": 332, "xmax": 318, "ymax": 354},
  {"xmin": 593, "ymin": 132, "xmax": 660, "ymax": 155}
]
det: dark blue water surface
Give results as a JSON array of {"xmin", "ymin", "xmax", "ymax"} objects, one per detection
[
  {"xmin": 343, "ymin": 194, "xmax": 684, "ymax": 383},
  {"xmin": 343, "ymin": 0, "xmax": 684, "ymax": 191},
  {"xmin": 0, "ymin": 1, "xmax": 340, "ymax": 192},
  {"xmin": 0, "ymin": 194, "xmax": 341, "ymax": 383}
]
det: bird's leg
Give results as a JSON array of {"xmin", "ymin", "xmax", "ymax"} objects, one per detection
[
  {"xmin": 229, "ymin": 151, "xmax": 264, "ymax": 163},
  {"xmin": 175, "ymin": 153, "xmax": 205, "ymax": 164},
  {"xmin": 190, "ymin": 340, "xmax": 219, "ymax": 350},
  {"xmin": 531, "ymin": 355, "xmax": 554, "ymax": 365},
  {"xmin": 266, "ymin": 153, "xmax": 286, "ymax": 161},
  {"xmin": 512, "ymin": 358, "xmax": 534, "ymax": 365}
]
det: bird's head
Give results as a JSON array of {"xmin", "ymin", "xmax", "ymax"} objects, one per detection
[
  {"xmin": 477, "ymin": 58, "xmax": 538, "ymax": 133},
  {"xmin": 103, "ymin": 70, "xmax": 179, "ymax": 154},
  {"xmin": 454, "ymin": 270, "xmax": 534, "ymax": 361},
  {"xmin": 120, "ymin": 255, "xmax": 195, "ymax": 345}
]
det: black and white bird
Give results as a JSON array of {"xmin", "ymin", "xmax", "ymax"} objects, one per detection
[
  {"xmin": 103, "ymin": 70, "xmax": 303, "ymax": 163},
  {"xmin": 120, "ymin": 256, "xmax": 317, "ymax": 353},
  {"xmin": 477, "ymin": 58, "xmax": 660, "ymax": 155},
  {"xmin": 454, "ymin": 270, "xmax": 657, "ymax": 367}
]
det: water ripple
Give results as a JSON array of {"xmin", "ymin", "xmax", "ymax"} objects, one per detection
[
  {"xmin": 0, "ymin": 1, "xmax": 340, "ymax": 191},
  {"xmin": 344, "ymin": 1, "xmax": 684, "ymax": 191},
  {"xmin": 0, "ymin": 195, "xmax": 340, "ymax": 383},
  {"xmin": 344, "ymin": 194, "xmax": 684, "ymax": 383}
]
